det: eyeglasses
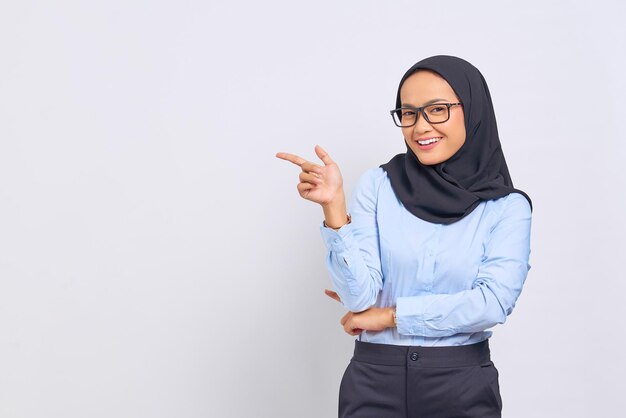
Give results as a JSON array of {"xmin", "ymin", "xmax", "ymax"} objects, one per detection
[{"xmin": 390, "ymin": 102, "xmax": 463, "ymax": 127}]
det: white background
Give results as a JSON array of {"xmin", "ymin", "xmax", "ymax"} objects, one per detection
[{"xmin": 1, "ymin": 1, "xmax": 625, "ymax": 417}]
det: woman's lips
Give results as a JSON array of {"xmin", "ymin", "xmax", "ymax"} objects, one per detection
[{"xmin": 416, "ymin": 137, "xmax": 442, "ymax": 150}]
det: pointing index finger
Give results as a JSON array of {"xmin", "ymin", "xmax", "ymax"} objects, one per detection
[{"xmin": 275, "ymin": 152, "xmax": 306, "ymax": 167}]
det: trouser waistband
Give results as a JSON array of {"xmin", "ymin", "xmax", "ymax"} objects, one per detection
[{"xmin": 352, "ymin": 339, "xmax": 491, "ymax": 368}]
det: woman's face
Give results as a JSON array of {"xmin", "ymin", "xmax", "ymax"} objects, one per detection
[{"xmin": 399, "ymin": 70, "xmax": 466, "ymax": 165}]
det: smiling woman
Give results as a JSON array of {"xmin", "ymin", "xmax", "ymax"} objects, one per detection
[{"xmin": 276, "ymin": 55, "xmax": 533, "ymax": 418}]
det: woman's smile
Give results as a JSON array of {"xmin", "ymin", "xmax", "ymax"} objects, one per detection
[{"xmin": 416, "ymin": 136, "xmax": 443, "ymax": 150}]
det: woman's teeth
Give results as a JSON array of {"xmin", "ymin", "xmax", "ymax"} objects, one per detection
[{"xmin": 418, "ymin": 137, "xmax": 442, "ymax": 145}]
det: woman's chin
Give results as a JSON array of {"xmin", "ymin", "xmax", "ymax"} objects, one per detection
[{"xmin": 416, "ymin": 154, "xmax": 442, "ymax": 166}]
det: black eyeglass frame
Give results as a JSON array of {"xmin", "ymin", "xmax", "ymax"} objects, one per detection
[{"xmin": 389, "ymin": 102, "xmax": 463, "ymax": 127}]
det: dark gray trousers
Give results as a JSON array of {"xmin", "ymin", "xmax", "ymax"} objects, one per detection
[{"xmin": 338, "ymin": 339, "xmax": 502, "ymax": 418}]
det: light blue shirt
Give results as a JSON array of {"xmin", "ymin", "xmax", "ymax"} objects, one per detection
[{"xmin": 320, "ymin": 167, "xmax": 532, "ymax": 347}]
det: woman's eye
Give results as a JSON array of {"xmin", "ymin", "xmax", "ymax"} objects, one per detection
[
  {"xmin": 402, "ymin": 111, "xmax": 416, "ymax": 117},
  {"xmin": 430, "ymin": 106, "xmax": 445, "ymax": 113}
]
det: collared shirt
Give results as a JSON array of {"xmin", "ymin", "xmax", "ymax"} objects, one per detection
[{"xmin": 319, "ymin": 167, "xmax": 532, "ymax": 346}]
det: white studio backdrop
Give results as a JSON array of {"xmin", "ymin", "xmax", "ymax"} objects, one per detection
[{"xmin": 0, "ymin": 1, "xmax": 624, "ymax": 417}]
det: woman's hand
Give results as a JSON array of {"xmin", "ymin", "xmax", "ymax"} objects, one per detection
[
  {"xmin": 275, "ymin": 145, "xmax": 344, "ymax": 207},
  {"xmin": 324, "ymin": 289, "xmax": 396, "ymax": 336}
]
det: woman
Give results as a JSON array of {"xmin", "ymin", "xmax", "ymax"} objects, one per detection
[{"xmin": 276, "ymin": 55, "xmax": 532, "ymax": 418}]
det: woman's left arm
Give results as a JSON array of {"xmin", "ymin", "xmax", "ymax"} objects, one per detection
[{"xmin": 394, "ymin": 193, "xmax": 532, "ymax": 337}]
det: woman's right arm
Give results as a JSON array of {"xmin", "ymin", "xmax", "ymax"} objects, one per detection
[
  {"xmin": 275, "ymin": 146, "xmax": 384, "ymax": 312},
  {"xmin": 318, "ymin": 168, "xmax": 384, "ymax": 312}
]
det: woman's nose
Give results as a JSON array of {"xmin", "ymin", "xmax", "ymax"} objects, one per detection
[{"xmin": 414, "ymin": 111, "xmax": 432, "ymax": 132}]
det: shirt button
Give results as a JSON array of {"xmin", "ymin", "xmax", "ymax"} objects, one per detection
[
  {"xmin": 334, "ymin": 239, "xmax": 340, "ymax": 244},
  {"xmin": 410, "ymin": 352, "xmax": 419, "ymax": 361}
]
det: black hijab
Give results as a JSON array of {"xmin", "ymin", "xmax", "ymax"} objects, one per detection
[{"xmin": 380, "ymin": 55, "xmax": 533, "ymax": 225}]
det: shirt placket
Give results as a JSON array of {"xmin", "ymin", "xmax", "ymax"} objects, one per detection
[
  {"xmin": 411, "ymin": 224, "xmax": 442, "ymax": 345},
  {"xmin": 426, "ymin": 224, "xmax": 442, "ymax": 293}
]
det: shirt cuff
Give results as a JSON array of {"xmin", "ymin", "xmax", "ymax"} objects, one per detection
[
  {"xmin": 395, "ymin": 296, "xmax": 427, "ymax": 336},
  {"xmin": 319, "ymin": 220, "xmax": 355, "ymax": 252}
]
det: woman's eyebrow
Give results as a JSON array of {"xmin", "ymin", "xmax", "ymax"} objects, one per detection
[{"xmin": 402, "ymin": 98, "xmax": 450, "ymax": 107}]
